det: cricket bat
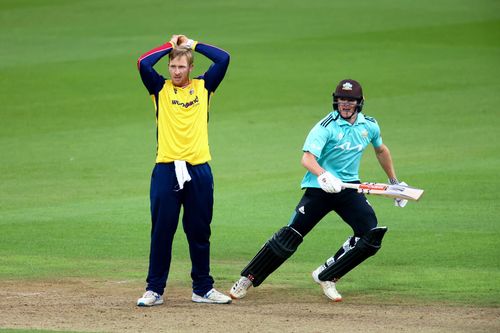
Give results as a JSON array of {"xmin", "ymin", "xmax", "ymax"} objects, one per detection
[{"xmin": 341, "ymin": 182, "xmax": 424, "ymax": 201}]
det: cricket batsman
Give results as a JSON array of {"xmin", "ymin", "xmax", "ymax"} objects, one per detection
[
  {"xmin": 136, "ymin": 34, "xmax": 231, "ymax": 306},
  {"xmin": 230, "ymin": 79, "xmax": 409, "ymax": 302}
]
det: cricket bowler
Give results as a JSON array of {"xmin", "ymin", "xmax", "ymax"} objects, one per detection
[{"xmin": 136, "ymin": 34, "xmax": 231, "ymax": 306}]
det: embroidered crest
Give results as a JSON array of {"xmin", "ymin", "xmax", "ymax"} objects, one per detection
[{"xmin": 342, "ymin": 82, "xmax": 353, "ymax": 91}]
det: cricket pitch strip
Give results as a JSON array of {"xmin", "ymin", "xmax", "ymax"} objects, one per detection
[{"xmin": 0, "ymin": 279, "xmax": 498, "ymax": 333}]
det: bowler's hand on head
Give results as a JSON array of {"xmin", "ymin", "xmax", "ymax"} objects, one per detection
[
  {"xmin": 177, "ymin": 35, "xmax": 188, "ymax": 46},
  {"xmin": 177, "ymin": 35, "xmax": 195, "ymax": 49},
  {"xmin": 169, "ymin": 34, "xmax": 183, "ymax": 47}
]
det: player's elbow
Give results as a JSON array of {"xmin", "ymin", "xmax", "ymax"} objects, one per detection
[
  {"xmin": 301, "ymin": 156, "xmax": 306, "ymax": 168},
  {"xmin": 137, "ymin": 58, "xmax": 147, "ymax": 72},
  {"xmin": 137, "ymin": 54, "xmax": 155, "ymax": 72},
  {"xmin": 219, "ymin": 52, "xmax": 230, "ymax": 68},
  {"xmin": 301, "ymin": 152, "xmax": 313, "ymax": 168}
]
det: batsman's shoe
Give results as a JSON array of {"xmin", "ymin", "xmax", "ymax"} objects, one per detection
[
  {"xmin": 229, "ymin": 276, "xmax": 253, "ymax": 299},
  {"xmin": 312, "ymin": 268, "xmax": 342, "ymax": 302},
  {"xmin": 192, "ymin": 288, "xmax": 232, "ymax": 304},
  {"xmin": 137, "ymin": 290, "xmax": 164, "ymax": 307}
]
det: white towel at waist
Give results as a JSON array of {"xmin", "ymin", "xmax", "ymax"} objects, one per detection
[{"xmin": 174, "ymin": 160, "xmax": 192, "ymax": 190}]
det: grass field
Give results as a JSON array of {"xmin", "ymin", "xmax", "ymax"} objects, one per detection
[{"xmin": 1, "ymin": 0, "xmax": 500, "ymax": 331}]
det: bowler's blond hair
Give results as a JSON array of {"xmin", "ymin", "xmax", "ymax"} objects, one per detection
[{"xmin": 169, "ymin": 47, "xmax": 194, "ymax": 66}]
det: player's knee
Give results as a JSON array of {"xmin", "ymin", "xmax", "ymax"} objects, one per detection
[
  {"xmin": 269, "ymin": 226, "xmax": 303, "ymax": 257},
  {"xmin": 358, "ymin": 226, "xmax": 388, "ymax": 255}
]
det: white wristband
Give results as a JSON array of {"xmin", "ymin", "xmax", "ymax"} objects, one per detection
[{"xmin": 185, "ymin": 39, "xmax": 195, "ymax": 49}]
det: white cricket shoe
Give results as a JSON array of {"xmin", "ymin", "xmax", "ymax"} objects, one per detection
[
  {"xmin": 137, "ymin": 290, "xmax": 164, "ymax": 307},
  {"xmin": 192, "ymin": 288, "xmax": 232, "ymax": 304},
  {"xmin": 312, "ymin": 268, "xmax": 342, "ymax": 302},
  {"xmin": 229, "ymin": 276, "xmax": 253, "ymax": 299}
]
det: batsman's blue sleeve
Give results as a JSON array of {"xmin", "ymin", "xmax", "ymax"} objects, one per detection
[
  {"xmin": 195, "ymin": 43, "xmax": 230, "ymax": 93},
  {"xmin": 303, "ymin": 120, "xmax": 331, "ymax": 158},
  {"xmin": 137, "ymin": 42, "xmax": 173, "ymax": 95},
  {"xmin": 369, "ymin": 120, "xmax": 383, "ymax": 148}
]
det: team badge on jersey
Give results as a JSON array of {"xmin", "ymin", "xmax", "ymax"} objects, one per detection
[
  {"xmin": 338, "ymin": 133, "xmax": 344, "ymax": 140},
  {"xmin": 189, "ymin": 88, "xmax": 194, "ymax": 95},
  {"xmin": 361, "ymin": 130, "xmax": 368, "ymax": 138}
]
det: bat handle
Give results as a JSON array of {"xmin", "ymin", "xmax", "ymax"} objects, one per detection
[{"xmin": 340, "ymin": 182, "xmax": 359, "ymax": 190}]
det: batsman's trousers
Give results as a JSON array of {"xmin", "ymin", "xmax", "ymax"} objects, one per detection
[
  {"xmin": 288, "ymin": 186, "xmax": 378, "ymax": 238},
  {"xmin": 146, "ymin": 162, "xmax": 214, "ymax": 296}
]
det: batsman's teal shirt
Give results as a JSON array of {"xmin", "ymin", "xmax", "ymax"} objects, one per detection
[{"xmin": 301, "ymin": 111, "xmax": 383, "ymax": 187}]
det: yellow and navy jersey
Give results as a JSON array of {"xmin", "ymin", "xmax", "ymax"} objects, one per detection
[
  {"xmin": 137, "ymin": 41, "xmax": 230, "ymax": 164},
  {"xmin": 152, "ymin": 79, "xmax": 210, "ymax": 163}
]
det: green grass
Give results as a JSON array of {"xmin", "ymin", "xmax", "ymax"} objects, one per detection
[{"xmin": 1, "ymin": 0, "xmax": 499, "ymax": 322}]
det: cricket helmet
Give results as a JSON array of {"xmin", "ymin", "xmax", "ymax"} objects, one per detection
[{"xmin": 332, "ymin": 79, "xmax": 364, "ymax": 113}]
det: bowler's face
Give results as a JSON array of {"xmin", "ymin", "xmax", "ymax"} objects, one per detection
[{"xmin": 168, "ymin": 55, "xmax": 192, "ymax": 87}]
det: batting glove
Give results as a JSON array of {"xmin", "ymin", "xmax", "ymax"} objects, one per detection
[
  {"xmin": 318, "ymin": 171, "xmax": 342, "ymax": 193},
  {"xmin": 389, "ymin": 178, "xmax": 408, "ymax": 208}
]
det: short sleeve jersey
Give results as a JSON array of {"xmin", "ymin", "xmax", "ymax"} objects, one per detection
[{"xmin": 301, "ymin": 111, "xmax": 383, "ymax": 187}]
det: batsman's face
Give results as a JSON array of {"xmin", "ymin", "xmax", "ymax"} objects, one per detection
[
  {"xmin": 338, "ymin": 98, "xmax": 357, "ymax": 121},
  {"xmin": 168, "ymin": 55, "xmax": 193, "ymax": 87}
]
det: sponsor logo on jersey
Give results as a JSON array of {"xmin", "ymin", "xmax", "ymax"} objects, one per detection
[
  {"xmin": 171, "ymin": 96, "xmax": 199, "ymax": 108},
  {"xmin": 334, "ymin": 141, "xmax": 363, "ymax": 152}
]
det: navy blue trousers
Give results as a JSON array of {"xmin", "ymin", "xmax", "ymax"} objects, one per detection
[{"xmin": 146, "ymin": 162, "xmax": 214, "ymax": 296}]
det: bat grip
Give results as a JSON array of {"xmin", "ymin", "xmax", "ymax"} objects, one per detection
[{"xmin": 340, "ymin": 182, "xmax": 360, "ymax": 190}]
